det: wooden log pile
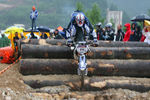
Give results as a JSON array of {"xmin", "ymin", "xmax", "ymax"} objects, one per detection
[
  {"xmin": 21, "ymin": 39, "xmax": 150, "ymax": 47},
  {"xmin": 22, "ymin": 44, "xmax": 150, "ymax": 59},
  {"xmin": 20, "ymin": 39, "xmax": 150, "ymax": 77},
  {"xmin": 20, "ymin": 59, "xmax": 150, "ymax": 77}
]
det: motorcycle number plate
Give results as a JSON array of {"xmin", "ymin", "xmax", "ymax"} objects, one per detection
[{"xmin": 77, "ymin": 47, "xmax": 87, "ymax": 54}]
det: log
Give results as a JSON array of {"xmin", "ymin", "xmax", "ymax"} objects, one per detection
[
  {"xmin": 20, "ymin": 59, "xmax": 150, "ymax": 77},
  {"xmin": 22, "ymin": 44, "xmax": 73, "ymax": 59},
  {"xmin": 21, "ymin": 39, "xmax": 66, "ymax": 46},
  {"xmin": 89, "ymin": 47, "xmax": 150, "ymax": 59},
  {"xmin": 22, "ymin": 44, "xmax": 150, "ymax": 59},
  {"xmin": 20, "ymin": 39, "xmax": 150, "ymax": 47},
  {"xmin": 23, "ymin": 76, "xmax": 150, "ymax": 92},
  {"xmin": 69, "ymin": 78, "xmax": 150, "ymax": 92}
]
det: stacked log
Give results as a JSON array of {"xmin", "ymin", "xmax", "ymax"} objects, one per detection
[
  {"xmin": 21, "ymin": 39, "xmax": 150, "ymax": 47},
  {"xmin": 22, "ymin": 44, "xmax": 150, "ymax": 59},
  {"xmin": 20, "ymin": 59, "xmax": 150, "ymax": 77},
  {"xmin": 20, "ymin": 39, "xmax": 150, "ymax": 77}
]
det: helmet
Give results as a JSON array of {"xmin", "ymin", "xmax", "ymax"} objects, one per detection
[
  {"xmin": 106, "ymin": 23, "xmax": 112, "ymax": 28},
  {"xmin": 32, "ymin": 6, "xmax": 36, "ymax": 11},
  {"xmin": 96, "ymin": 22, "xmax": 102, "ymax": 26},
  {"xmin": 75, "ymin": 13, "xmax": 85, "ymax": 27}
]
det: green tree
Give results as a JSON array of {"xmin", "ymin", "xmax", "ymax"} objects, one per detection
[
  {"xmin": 86, "ymin": 3, "xmax": 104, "ymax": 25},
  {"xmin": 76, "ymin": 2, "xmax": 84, "ymax": 12}
]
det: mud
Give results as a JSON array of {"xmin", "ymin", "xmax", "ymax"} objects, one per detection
[{"xmin": 0, "ymin": 63, "xmax": 150, "ymax": 100}]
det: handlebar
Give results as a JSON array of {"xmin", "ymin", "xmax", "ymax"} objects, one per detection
[{"xmin": 66, "ymin": 39, "xmax": 98, "ymax": 47}]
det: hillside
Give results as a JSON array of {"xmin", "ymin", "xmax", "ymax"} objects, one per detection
[
  {"xmin": 0, "ymin": 0, "xmax": 149, "ymax": 29},
  {"xmin": 0, "ymin": 0, "xmax": 108, "ymax": 29}
]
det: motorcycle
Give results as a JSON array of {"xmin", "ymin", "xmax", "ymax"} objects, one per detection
[{"xmin": 70, "ymin": 41, "xmax": 91, "ymax": 90}]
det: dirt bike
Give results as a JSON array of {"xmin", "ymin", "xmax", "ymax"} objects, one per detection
[{"xmin": 69, "ymin": 41, "xmax": 90, "ymax": 90}]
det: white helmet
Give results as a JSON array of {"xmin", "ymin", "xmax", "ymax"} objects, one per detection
[
  {"xmin": 107, "ymin": 23, "xmax": 112, "ymax": 28},
  {"xmin": 96, "ymin": 22, "xmax": 102, "ymax": 26},
  {"xmin": 75, "ymin": 13, "xmax": 85, "ymax": 27}
]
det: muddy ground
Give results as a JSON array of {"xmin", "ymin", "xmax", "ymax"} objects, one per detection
[{"xmin": 0, "ymin": 63, "xmax": 150, "ymax": 100}]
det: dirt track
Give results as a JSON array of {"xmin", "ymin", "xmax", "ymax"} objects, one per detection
[{"xmin": 0, "ymin": 63, "xmax": 150, "ymax": 100}]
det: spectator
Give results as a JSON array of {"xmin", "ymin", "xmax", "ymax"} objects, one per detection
[
  {"xmin": 59, "ymin": 28, "xmax": 69, "ymax": 39},
  {"xmin": 20, "ymin": 32, "xmax": 25, "ymax": 39},
  {"xmin": 142, "ymin": 26, "xmax": 150, "ymax": 44},
  {"xmin": 134, "ymin": 25, "xmax": 142, "ymax": 41},
  {"xmin": 49, "ymin": 29, "xmax": 55, "ymax": 39},
  {"xmin": 104, "ymin": 23, "xmax": 114, "ymax": 41},
  {"xmin": 40, "ymin": 32, "xmax": 48, "ymax": 39},
  {"xmin": 54, "ymin": 29, "xmax": 64, "ymax": 39},
  {"xmin": 116, "ymin": 24, "xmax": 124, "ymax": 41},
  {"xmin": 13, "ymin": 32, "xmax": 20, "ymax": 47},
  {"xmin": 129, "ymin": 22, "xmax": 137, "ymax": 41},
  {"xmin": 30, "ymin": 32, "xmax": 37, "ymax": 39},
  {"xmin": 30, "ymin": 6, "xmax": 38, "ymax": 30},
  {"xmin": 141, "ymin": 21, "xmax": 148, "ymax": 42},
  {"xmin": 0, "ymin": 33, "xmax": 10, "ymax": 47},
  {"xmin": 123, "ymin": 23, "xmax": 131, "ymax": 42},
  {"xmin": 95, "ymin": 22, "xmax": 105, "ymax": 40}
]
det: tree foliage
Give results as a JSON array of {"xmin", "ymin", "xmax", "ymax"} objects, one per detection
[
  {"xmin": 87, "ymin": 3, "xmax": 104, "ymax": 25},
  {"xmin": 76, "ymin": 2, "xmax": 84, "ymax": 12},
  {"xmin": 76, "ymin": 2, "xmax": 104, "ymax": 25}
]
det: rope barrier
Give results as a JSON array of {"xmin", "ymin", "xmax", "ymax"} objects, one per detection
[{"xmin": 0, "ymin": 56, "xmax": 21, "ymax": 75}]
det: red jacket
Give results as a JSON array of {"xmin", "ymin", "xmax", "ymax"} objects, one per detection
[{"xmin": 123, "ymin": 23, "xmax": 131, "ymax": 41}]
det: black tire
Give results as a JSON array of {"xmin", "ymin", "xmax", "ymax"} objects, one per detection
[{"xmin": 80, "ymin": 70, "xmax": 85, "ymax": 91}]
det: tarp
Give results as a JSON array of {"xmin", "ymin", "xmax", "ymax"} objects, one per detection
[{"xmin": 0, "ymin": 46, "xmax": 15, "ymax": 64}]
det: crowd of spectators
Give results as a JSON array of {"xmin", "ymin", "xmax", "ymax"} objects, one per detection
[{"xmin": 94, "ymin": 22, "xmax": 150, "ymax": 44}]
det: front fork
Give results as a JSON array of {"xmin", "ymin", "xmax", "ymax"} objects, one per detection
[{"xmin": 78, "ymin": 55, "xmax": 88, "ymax": 75}]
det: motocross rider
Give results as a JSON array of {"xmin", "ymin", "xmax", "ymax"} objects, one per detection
[{"xmin": 66, "ymin": 11, "xmax": 98, "ymax": 45}]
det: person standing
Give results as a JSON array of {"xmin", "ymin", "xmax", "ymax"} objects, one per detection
[
  {"xmin": 116, "ymin": 24, "xmax": 124, "ymax": 41},
  {"xmin": 129, "ymin": 22, "xmax": 137, "ymax": 41},
  {"xmin": 142, "ymin": 26, "xmax": 150, "ymax": 44},
  {"xmin": 134, "ymin": 25, "xmax": 142, "ymax": 41},
  {"xmin": 104, "ymin": 23, "xmax": 114, "ymax": 41},
  {"xmin": 40, "ymin": 32, "xmax": 48, "ymax": 39},
  {"xmin": 123, "ymin": 23, "xmax": 131, "ymax": 42},
  {"xmin": 30, "ymin": 6, "xmax": 38, "ymax": 30},
  {"xmin": 95, "ymin": 22, "xmax": 105, "ymax": 40},
  {"xmin": 13, "ymin": 32, "xmax": 19, "ymax": 46},
  {"xmin": 0, "ymin": 33, "xmax": 10, "ymax": 47}
]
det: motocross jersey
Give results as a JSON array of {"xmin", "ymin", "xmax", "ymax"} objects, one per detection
[{"xmin": 67, "ymin": 23, "xmax": 97, "ymax": 42}]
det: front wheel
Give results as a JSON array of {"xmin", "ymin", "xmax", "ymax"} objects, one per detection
[{"xmin": 80, "ymin": 70, "xmax": 85, "ymax": 91}]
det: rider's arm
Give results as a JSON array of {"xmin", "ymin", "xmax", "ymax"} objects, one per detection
[
  {"xmin": 85, "ymin": 17, "xmax": 94, "ymax": 33},
  {"xmin": 70, "ymin": 25, "xmax": 76, "ymax": 37},
  {"xmin": 84, "ymin": 24, "xmax": 97, "ymax": 42}
]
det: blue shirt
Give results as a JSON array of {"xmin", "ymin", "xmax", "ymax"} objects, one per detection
[{"xmin": 30, "ymin": 10, "xmax": 38, "ymax": 20}]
